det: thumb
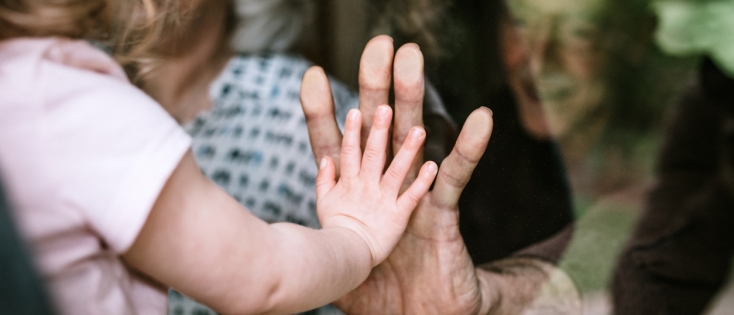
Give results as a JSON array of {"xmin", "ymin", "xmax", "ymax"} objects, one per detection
[{"xmin": 315, "ymin": 157, "xmax": 337, "ymax": 200}]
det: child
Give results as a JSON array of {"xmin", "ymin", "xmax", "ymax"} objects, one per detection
[{"xmin": 0, "ymin": 1, "xmax": 437, "ymax": 314}]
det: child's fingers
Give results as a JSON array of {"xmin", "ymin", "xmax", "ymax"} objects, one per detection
[
  {"xmin": 397, "ymin": 161, "xmax": 438, "ymax": 211},
  {"xmin": 360, "ymin": 105, "xmax": 392, "ymax": 181},
  {"xmin": 315, "ymin": 157, "xmax": 336, "ymax": 200},
  {"xmin": 381, "ymin": 126, "xmax": 426, "ymax": 194},
  {"xmin": 340, "ymin": 109, "xmax": 363, "ymax": 178}
]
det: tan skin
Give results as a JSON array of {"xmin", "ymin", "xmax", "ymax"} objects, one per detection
[
  {"xmin": 303, "ymin": 36, "xmax": 563, "ymax": 315},
  {"xmin": 301, "ymin": 37, "xmax": 494, "ymax": 314}
]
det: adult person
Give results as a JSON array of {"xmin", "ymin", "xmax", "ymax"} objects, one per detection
[
  {"xmin": 482, "ymin": 0, "xmax": 700, "ymax": 309},
  {"xmin": 142, "ymin": 1, "xmax": 475, "ymax": 313},
  {"xmin": 300, "ymin": 39, "xmax": 582, "ymax": 315},
  {"xmin": 505, "ymin": 0, "xmax": 694, "ymax": 198},
  {"xmin": 142, "ymin": 0, "xmax": 576, "ymax": 313},
  {"xmin": 430, "ymin": 0, "xmax": 574, "ymax": 264},
  {"xmin": 333, "ymin": 0, "xmax": 576, "ymax": 268}
]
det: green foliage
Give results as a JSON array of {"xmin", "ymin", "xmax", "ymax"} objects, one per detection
[{"xmin": 653, "ymin": 0, "xmax": 734, "ymax": 76}]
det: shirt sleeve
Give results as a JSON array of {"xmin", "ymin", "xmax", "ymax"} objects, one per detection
[{"xmin": 42, "ymin": 61, "xmax": 192, "ymax": 254}]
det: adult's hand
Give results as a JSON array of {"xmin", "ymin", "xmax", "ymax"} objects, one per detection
[{"xmin": 301, "ymin": 35, "xmax": 495, "ymax": 315}]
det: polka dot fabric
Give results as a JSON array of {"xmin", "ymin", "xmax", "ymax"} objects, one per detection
[{"xmin": 168, "ymin": 54, "xmax": 356, "ymax": 315}]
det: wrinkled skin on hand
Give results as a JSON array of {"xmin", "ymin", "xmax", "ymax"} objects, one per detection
[
  {"xmin": 333, "ymin": 111, "xmax": 494, "ymax": 315},
  {"xmin": 301, "ymin": 35, "xmax": 495, "ymax": 315}
]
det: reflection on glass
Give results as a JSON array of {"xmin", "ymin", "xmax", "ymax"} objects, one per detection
[
  {"xmin": 508, "ymin": 0, "xmax": 694, "ymax": 201},
  {"xmin": 510, "ymin": 0, "xmax": 607, "ymax": 141},
  {"xmin": 508, "ymin": 0, "xmax": 698, "ymax": 311}
]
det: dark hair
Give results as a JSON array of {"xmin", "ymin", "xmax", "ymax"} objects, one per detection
[
  {"xmin": 426, "ymin": 0, "xmax": 510, "ymax": 123},
  {"xmin": 368, "ymin": 0, "xmax": 450, "ymax": 63},
  {"xmin": 596, "ymin": 0, "xmax": 698, "ymax": 158}
]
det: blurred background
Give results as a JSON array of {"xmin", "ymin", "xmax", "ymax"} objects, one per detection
[
  {"xmin": 299, "ymin": 0, "xmax": 733, "ymax": 314},
  {"xmin": 2, "ymin": 0, "xmax": 733, "ymax": 315},
  {"xmin": 54, "ymin": 0, "xmax": 734, "ymax": 314}
]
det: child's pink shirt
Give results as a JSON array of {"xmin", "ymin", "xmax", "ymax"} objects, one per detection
[{"xmin": 0, "ymin": 38, "xmax": 191, "ymax": 314}]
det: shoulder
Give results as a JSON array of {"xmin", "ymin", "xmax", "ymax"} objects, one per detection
[
  {"xmin": 0, "ymin": 38, "xmax": 151, "ymax": 113},
  {"xmin": 0, "ymin": 37, "xmax": 127, "ymax": 85}
]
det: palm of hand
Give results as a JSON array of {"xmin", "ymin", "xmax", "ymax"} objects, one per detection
[
  {"xmin": 301, "ymin": 36, "xmax": 494, "ymax": 315},
  {"xmin": 316, "ymin": 175, "xmax": 417, "ymax": 265},
  {"xmin": 334, "ymin": 196, "xmax": 481, "ymax": 315}
]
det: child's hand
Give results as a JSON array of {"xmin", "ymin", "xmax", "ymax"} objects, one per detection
[{"xmin": 315, "ymin": 105, "xmax": 438, "ymax": 266}]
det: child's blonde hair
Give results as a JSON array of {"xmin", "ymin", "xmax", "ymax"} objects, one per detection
[{"xmin": 0, "ymin": 0, "xmax": 176, "ymax": 66}]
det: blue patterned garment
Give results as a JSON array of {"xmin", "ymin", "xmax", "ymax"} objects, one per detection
[{"xmin": 168, "ymin": 54, "xmax": 356, "ymax": 315}]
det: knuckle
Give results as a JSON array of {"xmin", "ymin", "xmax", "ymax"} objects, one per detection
[
  {"xmin": 304, "ymin": 110, "xmax": 332, "ymax": 124},
  {"xmin": 438, "ymin": 167, "xmax": 469, "ymax": 188},
  {"xmin": 341, "ymin": 143, "xmax": 361, "ymax": 157},
  {"xmin": 387, "ymin": 163, "xmax": 407, "ymax": 180},
  {"xmin": 315, "ymin": 176, "xmax": 330, "ymax": 187},
  {"xmin": 404, "ymin": 190, "xmax": 422, "ymax": 206},
  {"xmin": 453, "ymin": 146, "xmax": 482, "ymax": 166},
  {"xmin": 394, "ymin": 89, "xmax": 423, "ymax": 103},
  {"xmin": 314, "ymin": 143, "xmax": 340, "ymax": 158},
  {"xmin": 362, "ymin": 148, "xmax": 383, "ymax": 163}
]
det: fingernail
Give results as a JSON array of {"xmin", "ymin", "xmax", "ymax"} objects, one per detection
[
  {"xmin": 320, "ymin": 158, "xmax": 327, "ymax": 170},
  {"xmin": 349, "ymin": 109, "xmax": 360, "ymax": 121},
  {"xmin": 411, "ymin": 127, "xmax": 425, "ymax": 141},
  {"xmin": 426, "ymin": 162, "xmax": 437, "ymax": 174},
  {"xmin": 377, "ymin": 105, "xmax": 390, "ymax": 118},
  {"xmin": 482, "ymin": 106, "xmax": 493, "ymax": 116}
]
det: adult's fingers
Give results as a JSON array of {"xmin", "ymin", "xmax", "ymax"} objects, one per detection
[
  {"xmin": 431, "ymin": 107, "xmax": 494, "ymax": 208},
  {"xmin": 358, "ymin": 35, "xmax": 394, "ymax": 148},
  {"xmin": 392, "ymin": 44, "xmax": 425, "ymax": 188},
  {"xmin": 301, "ymin": 66, "xmax": 343, "ymax": 174}
]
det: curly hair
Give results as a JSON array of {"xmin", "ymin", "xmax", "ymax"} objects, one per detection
[{"xmin": 0, "ymin": 0, "xmax": 176, "ymax": 66}]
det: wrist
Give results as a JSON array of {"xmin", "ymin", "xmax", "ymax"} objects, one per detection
[
  {"xmin": 474, "ymin": 268, "xmax": 502, "ymax": 315},
  {"xmin": 322, "ymin": 217, "xmax": 381, "ymax": 267},
  {"xmin": 474, "ymin": 258, "xmax": 582, "ymax": 315},
  {"xmin": 322, "ymin": 225, "xmax": 375, "ymax": 271}
]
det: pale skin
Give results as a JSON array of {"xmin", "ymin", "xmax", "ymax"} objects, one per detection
[
  {"xmin": 123, "ymin": 91, "xmax": 438, "ymax": 314},
  {"xmin": 139, "ymin": 3, "xmax": 565, "ymax": 311}
]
